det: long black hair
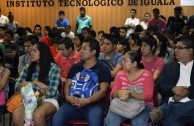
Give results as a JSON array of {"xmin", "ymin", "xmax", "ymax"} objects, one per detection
[
  {"xmin": 0, "ymin": 48, "xmax": 4, "ymax": 66},
  {"xmin": 26, "ymin": 42, "xmax": 54, "ymax": 84}
]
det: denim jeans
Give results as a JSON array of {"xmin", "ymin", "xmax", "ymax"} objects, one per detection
[
  {"xmin": 52, "ymin": 102, "xmax": 104, "ymax": 126},
  {"xmin": 104, "ymin": 107, "xmax": 151, "ymax": 126},
  {"xmin": 159, "ymin": 100, "xmax": 194, "ymax": 126}
]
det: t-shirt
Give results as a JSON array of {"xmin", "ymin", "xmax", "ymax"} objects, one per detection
[
  {"xmin": 148, "ymin": 18, "xmax": 166, "ymax": 33},
  {"xmin": 141, "ymin": 56, "xmax": 165, "ymax": 75},
  {"xmin": 76, "ymin": 15, "xmax": 92, "ymax": 34},
  {"xmin": 55, "ymin": 51, "xmax": 80, "ymax": 79},
  {"xmin": 61, "ymin": 31, "xmax": 75, "ymax": 39},
  {"xmin": 125, "ymin": 17, "xmax": 140, "ymax": 36},
  {"xmin": 98, "ymin": 52, "xmax": 123, "ymax": 67},
  {"xmin": 4, "ymin": 42, "xmax": 18, "ymax": 66},
  {"xmin": 56, "ymin": 18, "xmax": 69, "ymax": 28},
  {"xmin": 67, "ymin": 61, "xmax": 112, "ymax": 86},
  {"xmin": 0, "ymin": 15, "xmax": 8, "ymax": 26},
  {"xmin": 111, "ymin": 70, "xmax": 154, "ymax": 108},
  {"xmin": 167, "ymin": 16, "xmax": 185, "ymax": 34}
]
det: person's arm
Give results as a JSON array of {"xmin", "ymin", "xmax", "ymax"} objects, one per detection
[
  {"xmin": 0, "ymin": 68, "xmax": 10, "ymax": 91},
  {"xmin": 15, "ymin": 65, "xmax": 29, "ymax": 92},
  {"xmin": 77, "ymin": 82, "xmax": 109, "ymax": 107},
  {"xmin": 111, "ymin": 64, "xmax": 122, "ymax": 78},
  {"xmin": 153, "ymin": 59, "xmax": 165, "ymax": 81},
  {"xmin": 42, "ymin": 65, "xmax": 61, "ymax": 97},
  {"xmin": 18, "ymin": 55, "xmax": 25, "ymax": 73}
]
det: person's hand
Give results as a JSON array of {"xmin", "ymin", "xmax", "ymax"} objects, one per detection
[
  {"xmin": 118, "ymin": 90, "xmax": 131, "ymax": 101},
  {"xmin": 18, "ymin": 81, "xmax": 29, "ymax": 90},
  {"xmin": 173, "ymin": 95, "xmax": 185, "ymax": 102},
  {"xmin": 172, "ymin": 86, "xmax": 189, "ymax": 97},
  {"xmin": 76, "ymin": 98, "xmax": 90, "ymax": 108},
  {"xmin": 33, "ymin": 80, "xmax": 49, "ymax": 92},
  {"xmin": 66, "ymin": 96, "xmax": 79, "ymax": 106}
]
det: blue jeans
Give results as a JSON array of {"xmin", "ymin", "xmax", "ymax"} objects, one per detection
[
  {"xmin": 52, "ymin": 102, "xmax": 104, "ymax": 126},
  {"xmin": 159, "ymin": 100, "xmax": 194, "ymax": 126},
  {"xmin": 104, "ymin": 107, "xmax": 151, "ymax": 126}
]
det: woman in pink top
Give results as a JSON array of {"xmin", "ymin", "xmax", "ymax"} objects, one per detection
[{"xmin": 104, "ymin": 51, "xmax": 154, "ymax": 126}]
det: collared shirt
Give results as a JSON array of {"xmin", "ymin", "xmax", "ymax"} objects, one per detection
[
  {"xmin": 15, "ymin": 63, "xmax": 61, "ymax": 99},
  {"xmin": 76, "ymin": 15, "xmax": 92, "ymax": 34},
  {"xmin": 55, "ymin": 51, "xmax": 80, "ymax": 79},
  {"xmin": 169, "ymin": 60, "xmax": 194, "ymax": 103}
]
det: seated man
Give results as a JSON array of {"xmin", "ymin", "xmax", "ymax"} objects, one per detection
[
  {"xmin": 98, "ymin": 34, "xmax": 123, "ymax": 79},
  {"xmin": 55, "ymin": 37, "xmax": 80, "ymax": 83},
  {"xmin": 18, "ymin": 35, "xmax": 38, "ymax": 73},
  {"xmin": 150, "ymin": 36, "xmax": 194, "ymax": 126},
  {"xmin": 52, "ymin": 38, "xmax": 112, "ymax": 126}
]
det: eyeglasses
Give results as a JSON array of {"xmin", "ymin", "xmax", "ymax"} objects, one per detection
[{"xmin": 174, "ymin": 46, "xmax": 189, "ymax": 50}]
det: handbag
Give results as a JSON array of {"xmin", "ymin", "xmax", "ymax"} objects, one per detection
[
  {"xmin": 6, "ymin": 92, "xmax": 22, "ymax": 113},
  {"xmin": 109, "ymin": 85, "xmax": 146, "ymax": 119}
]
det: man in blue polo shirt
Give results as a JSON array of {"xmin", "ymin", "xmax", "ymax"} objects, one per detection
[
  {"xmin": 75, "ymin": 7, "xmax": 92, "ymax": 34},
  {"xmin": 55, "ymin": 10, "xmax": 69, "ymax": 30}
]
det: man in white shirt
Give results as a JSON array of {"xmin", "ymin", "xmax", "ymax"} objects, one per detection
[
  {"xmin": 150, "ymin": 36, "xmax": 194, "ymax": 126},
  {"xmin": 125, "ymin": 9, "xmax": 140, "ymax": 37},
  {"xmin": 0, "ymin": 8, "xmax": 9, "ymax": 26},
  {"xmin": 61, "ymin": 25, "xmax": 74, "ymax": 39}
]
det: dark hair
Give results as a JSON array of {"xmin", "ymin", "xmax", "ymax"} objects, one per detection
[
  {"xmin": 26, "ymin": 42, "xmax": 54, "ymax": 84},
  {"xmin": 177, "ymin": 35, "xmax": 194, "ymax": 53},
  {"xmin": 0, "ymin": 48, "xmax": 5, "ymax": 66},
  {"xmin": 81, "ymin": 27, "xmax": 91, "ymax": 34},
  {"xmin": 98, "ymin": 30, "xmax": 105, "ymax": 35},
  {"xmin": 129, "ymin": 33, "xmax": 141, "ymax": 45},
  {"xmin": 103, "ymin": 34, "xmax": 118, "ymax": 45},
  {"xmin": 144, "ymin": 13, "xmax": 150, "ymax": 16},
  {"xmin": 174, "ymin": 6, "xmax": 182, "ymax": 13},
  {"xmin": 25, "ymin": 27, "xmax": 32, "ymax": 33},
  {"xmin": 65, "ymin": 25, "xmax": 71, "ymax": 29},
  {"xmin": 80, "ymin": 7, "xmax": 86, "ymax": 11},
  {"xmin": 8, "ymin": 12, "xmax": 14, "ymax": 19},
  {"xmin": 59, "ymin": 37, "xmax": 74, "ymax": 50},
  {"xmin": 59, "ymin": 10, "xmax": 65, "ymax": 15},
  {"xmin": 44, "ymin": 26, "xmax": 51, "ymax": 33},
  {"xmin": 126, "ymin": 51, "xmax": 144, "ymax": 69},
  {"xmin": 153, "ymin": 8, "xmax": 160, "ymax": 14},
  {"xmin": 141, "ymin": 35, "xmax": 157, "ymax": 53},
  {"xmin": 135, "ymin": 25, "xmax": 143, "ymax": 33},
  {"xmin": 0, "ymin": 26, "xmax": 6, "ymax": 30},
  {"xmin": 5, "ymin": 30, "xmax": 14, "ymax": 38},
  {"xmin": 34, "ymin": 24, "xmax": 42, "ymax": 30},
  {"xmin": 159, "ymin": 15, "xmax": 166, "ymax": 21},
  {"xmin": 118, "ymin": 38, "xmax": 130, "ymax": 54},
  {"xmin": 83, "ymin": 38, "xmax": 100, "ymax": 58},
  {"xmin": 75, "ymin": 34, "xmax": 84, "ymax": 45},
  {"xmin": 48, "ymin": 29, "xmax": 58, "ymax": 38},
  {"xmin": 131, "ymin": 9, "xmax": 137, "ymax": 14},
  {"xmin": 90, "ymin": 30, "xmax": 96, "ymax": 38},
  {"xmin": 17, "ymin": 27, "xmax": 27, "ymax": 37},
  {"xmin": 24, "ymin": 35, "xmax": 39, "ymax": 45},
  {"xmin": 120, "ymin": 26, "xmax": 127, "ymax": 32},
  {"xmin": 109, "ymin": 26, "xmax": 119, "ymax": 38},
  {"xmin": 52, "ymin": 35, "xmax": 62, "ymax": 44},
  {"xmin": 153, "ymin": 32, "xmax": 169, "ymax": 58}
]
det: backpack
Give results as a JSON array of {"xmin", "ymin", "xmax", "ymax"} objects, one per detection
[{"xmin": 70, "ymin": 69, "xmax": 99, "ymax": 98}]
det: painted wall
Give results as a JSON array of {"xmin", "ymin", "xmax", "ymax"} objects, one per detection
[{"xmin": 0, "ymin": 0, "xmax": 194, "ymax": 33}]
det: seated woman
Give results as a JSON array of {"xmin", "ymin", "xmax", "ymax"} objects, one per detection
[
  {"xmin": 104, "ymin": 51, "xmax": 154, "ymax": 126},
  {"xmin": 12, "ymin": 42, "xmax": 61, "ymax": 126},
  {"xmin": 0, "ymin": 48, "xmax": 10, "ymax": 117}
]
